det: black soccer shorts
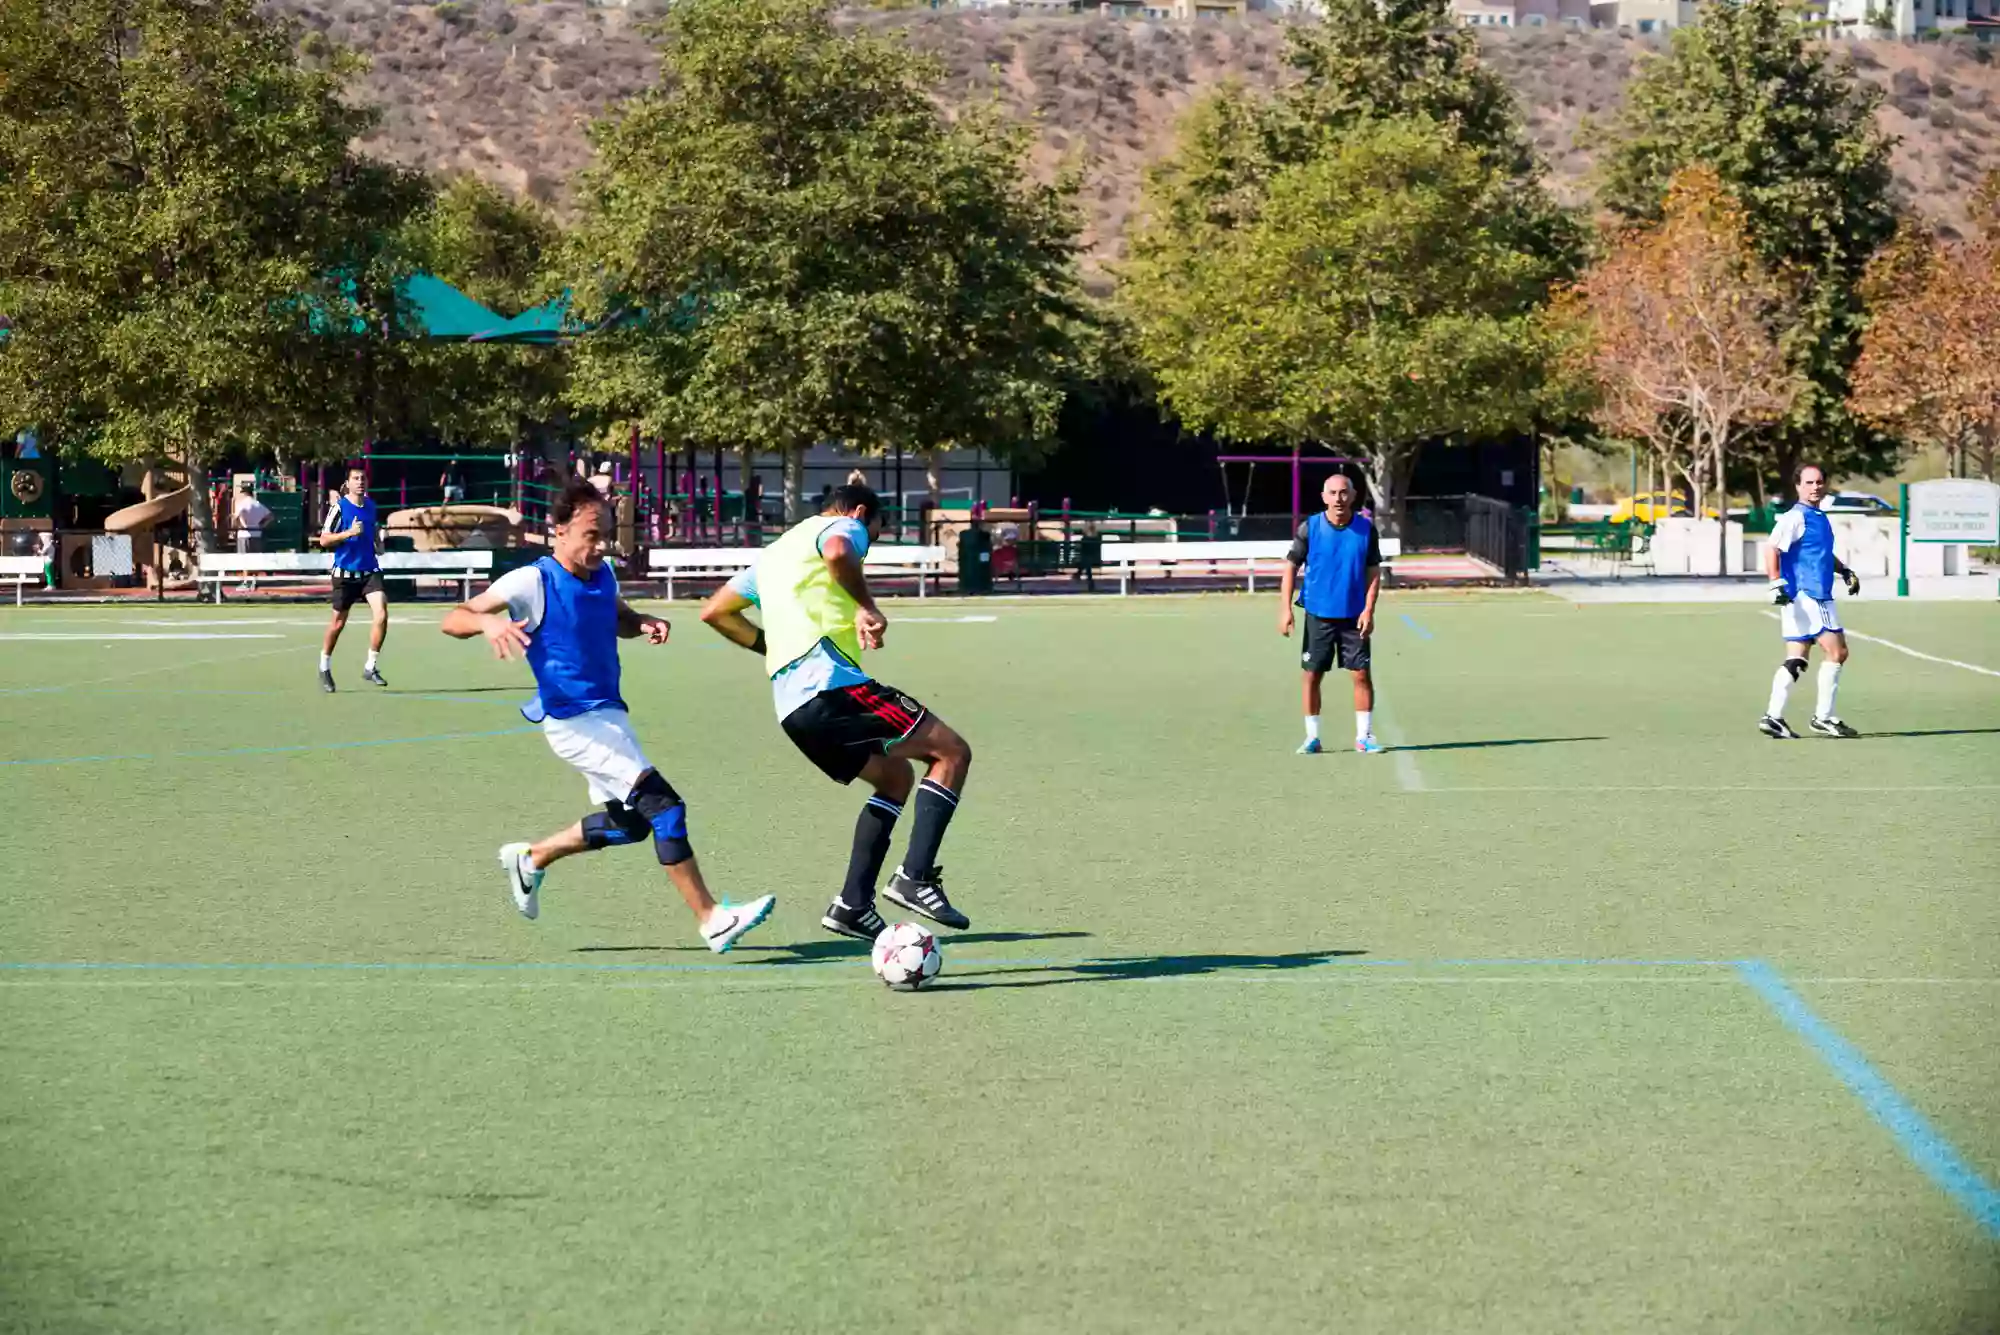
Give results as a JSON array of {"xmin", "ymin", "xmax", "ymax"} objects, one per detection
[
  {"xmin": 1301, "ymin": 612, "xmax": 1371, "ymax": 674},
  {"xmin": 781, "ymin": 680, "xmax": 930, "ymax": 785},
  {"xmin": 329, "ymin": 570, "xmax": 386, "ymax": 613}
]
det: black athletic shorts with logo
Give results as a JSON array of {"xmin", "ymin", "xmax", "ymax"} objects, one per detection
[
  {"xmin": 330, "ymin": 569, "xmax": 386, "ymax": 612},
  {"xmin": 1301, "ymin": 612, "xmax": 1370, "ymax": 673},
  {"xmin": 782, "ymin": 680, "xmax": 930, "ymax": 785}
]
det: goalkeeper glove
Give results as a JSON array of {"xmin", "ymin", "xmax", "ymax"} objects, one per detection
[
  {"xmin": 1769, "ymin": 579, "xmax": 1792, "ymax": 606},
  {"xmin": 1841, "ymin": 569, "xmax": 1860, "ymax": 597}
]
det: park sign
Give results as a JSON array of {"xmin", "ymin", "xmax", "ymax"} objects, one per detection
[{"xmin": 1908, "ymin": 479, "xmax": 2000, "ymax": 544}]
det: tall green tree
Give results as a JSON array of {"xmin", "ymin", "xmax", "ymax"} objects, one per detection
[
  {"xmin": 1122, "ymin": 0, "xmax": 1578, "ymax": 532},
  {"xmin": 1126, "ymin": 118, "xmax": 1571, "ymax": 536},
  {"xmin": 1597, "ymin": 0, "xmax": 1899, "ymax": 501},
  {"xmin": 0, "ymin": 0, "xmax": 425, "ymax": 550},
  {"xmin": 562, "ymin": 0, "xmax": 1085, "ymax": 522}
]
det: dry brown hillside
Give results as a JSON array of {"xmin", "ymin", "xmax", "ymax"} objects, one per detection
[{"xmin": 275, "ymin": 1, "xmax": 2000, "ymax": 267}]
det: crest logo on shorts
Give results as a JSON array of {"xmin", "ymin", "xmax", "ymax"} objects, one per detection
[
  {"xmin": 897, "ymin": 694, "xmax": 921, "ymax": 715},
  {"xmin": 1301, "ymin": 652, "xmax": 1311, "ymax": 666}
]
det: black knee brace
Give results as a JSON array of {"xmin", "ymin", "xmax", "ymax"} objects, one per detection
[
  {"xmin": 581, "ymin": 799, "xmax": 651, "ymax": 850},
  {"xmin": 1783, "ymin": 658, "xmax": 1808, "ymax": 682},
  {"xmin": 627, "ymin": 769, "xmax": 693, "ymax": 866}
]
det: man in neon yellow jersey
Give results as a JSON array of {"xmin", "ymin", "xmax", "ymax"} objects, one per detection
[{"xmin": 700, "ymin": 484, "xmax": 974, "ymax": 941}]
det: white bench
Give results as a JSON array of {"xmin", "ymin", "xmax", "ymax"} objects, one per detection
[
  {"xmin": 0, "ymin": 554, "xmax": 45, "ymax": 604},
  {"xmin": 647, "ymin": 545, "xmax": 947, "ymax": 599},
  {"xmin": 196, "ymin": 550, "xmax": 495, "ymax": 603},
  {"xmin": 1102, "ymin": 538, "xmax": 1401, "ymax": 595}
]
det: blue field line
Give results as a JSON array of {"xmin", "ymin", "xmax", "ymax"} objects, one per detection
[
  {"xmin": 0, "ymin": 726, "xmax": 537, "ymax": 768},
  {"xmin": 1735, "ymin": 959, "xmax": 2000, "ymax": 1241},
  {"xmin": 1398, "ymin": 612, "xmax": 1434, "ymax": 641}
]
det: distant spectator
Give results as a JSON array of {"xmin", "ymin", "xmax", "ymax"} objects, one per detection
[
  {"xmin": 846, "ymin": 468, "xmax": 868, "ymax": 488},
  {"xmin": 234, "ymin": 481, "xmax": 272, "ymax": 593},
  {"xmin": 440, "ymin": 458, "xmax": 466, "ymax": 505},
  {"xmin": 34, "ymin": 529, "xmax": 55, "ymax": 590}
]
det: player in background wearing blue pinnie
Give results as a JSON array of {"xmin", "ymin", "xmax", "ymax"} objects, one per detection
[
  {"xmin": 1760, "ymin": 463, "xmax": 1861, "ymax": 739},
  {"xmin": 440, "ymin": 479, "xmax": 774, "ymax": 953},
  {"xmin": 315, "ymin": 466, "xmax": 389, "ymax": 692},
  {"xmin": 1278, "ymin": 472, "xmax": 1385, "ymax": 755}
]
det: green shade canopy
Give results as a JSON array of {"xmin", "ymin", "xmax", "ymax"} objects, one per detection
[{"xmin": 401, "ymin": 273, "xmax": 510, "ymax": 340}]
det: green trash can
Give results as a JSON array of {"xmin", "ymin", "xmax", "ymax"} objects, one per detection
[{"xmin": 957, "ymin": 524, "xmax": 993, "ymax": 595}]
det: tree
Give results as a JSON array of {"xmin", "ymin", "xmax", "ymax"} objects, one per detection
[
  {"xmin": 1125, "ymin": 118, "xmax": 1571, "ymax": 537},
  {"xmin": 0, "ymin": 0, "xmax": 425, "ymax": 551},
  {"xmin": 1567, "ymin": 169, "xmax": 1800, "ymax": 571},
  {"xmin": 1849, "ymin": 178, "xmax": 2000, "ymax": 482},
  {"xmin": 1121, "ymin": 0, "xmax": 1578, "ymax": 533},
  {"xmin": 1597, "ymin": 0, "xmax": 1898, "ymax": 499},
  {"xmin": 561, "ymin": 0, "xmax": 1085, "ymax": 523}
]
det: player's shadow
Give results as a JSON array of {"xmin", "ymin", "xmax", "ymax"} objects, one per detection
[
  {"xmin": 1391, "ymin": 736, "xmax": 1605, "ymax": 753},
  {"xmin": 383, "ymin": 686, "xmax": 520, "ymax": 695},
  {"xmin": 1849, "ymin": 727, "xmax": 2000, "ymax": 740},
  {"xmin": 573, "ymin": 930, "xmax": 1094, "ymax": 961},
  {"xmin": 930, "ymin": 949, "xmax": 1368, "ymax": 991}
]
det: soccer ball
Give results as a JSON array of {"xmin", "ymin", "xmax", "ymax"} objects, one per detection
[{"xmin": 872, "ymin": 922, "xmax": 943, "ymax": 991}]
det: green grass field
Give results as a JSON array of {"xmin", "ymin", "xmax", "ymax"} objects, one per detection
[{"xmin": 2, "ymin": 592, "xmax": 1996, "ymax": 1333}]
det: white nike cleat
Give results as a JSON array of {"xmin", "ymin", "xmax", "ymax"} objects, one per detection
[
  {"xmin": 498, "ymin": 842, "xmax": 542, "ymax": 920},
  {"xmin": 702, "ymin": 895, "xmax": 777, "ymax": 954}
]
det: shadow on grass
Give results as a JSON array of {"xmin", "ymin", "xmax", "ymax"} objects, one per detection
[
  {"xmin": 1849, "ymin": 727, "xmax": 2000, "ymax": 740},
  {"xmin": 1392, "ymin": 736, "xmax": 1605, "ymax": 754},
  {"xmin": 929, "ymin": 949, "xmax": 1369, "ymax": 991},
  {"xmin": 575, "ymin": 930, "xmax": 1095, "ymax": 962},
  {"xmin": 382, "ymin": 686, "xmax": 521, "ymax": 695}
]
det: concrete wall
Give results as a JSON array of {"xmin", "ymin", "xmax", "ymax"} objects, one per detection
[{"xmin": 1649, "ymin": 515, "xmax": 1974, "ymax": 578}]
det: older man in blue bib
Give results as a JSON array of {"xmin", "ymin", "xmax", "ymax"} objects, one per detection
[{"xmin": 1278, "ymin": 473, "xmax": 1384, "ymax": 755}]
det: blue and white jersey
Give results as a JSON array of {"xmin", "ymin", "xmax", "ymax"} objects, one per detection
[
  {"xmin": 1770, "ymin": 503, "xmax": 1838, "ymax": 601},
  {"xmin": 728, "ymin": 516, "xmax": 874, "ymax": 722},
  {"xmin": 488, "ymin": 557, "xmax": 626, "ymax": 723},
  {"xmin": 327, "ymin": 495, "xmax": 380, "ymax": 575}
]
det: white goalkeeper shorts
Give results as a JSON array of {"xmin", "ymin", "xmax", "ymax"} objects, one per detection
[
  {"xmin": 1779, "ymin": 596, "xmax": 1843, "ymax": 643},
  {"xmin": 542, "ymin": 707, "xmax": 654, "ymax": 805}
]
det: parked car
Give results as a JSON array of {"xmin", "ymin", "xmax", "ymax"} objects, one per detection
[
  {"xmin": 1821, "ymin": 491, "xmax": 1898, "ymax": 516},
  {"xmin": 1609, "ymin": 491, "xmax": 1722, "ymax": 523}
]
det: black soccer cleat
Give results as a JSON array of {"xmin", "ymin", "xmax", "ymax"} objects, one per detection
[
  {"xmin": 319, "ymin": 669, "xmax": 336, "ymax": 694},
  {"xmin": 361, "ymin": 666, "xmax": 388, "ymax": 687},
  {"xmin": 1758, "ymin": 715, "xmax": 1798, "ymax": 739},
  {"xmin": 1810, "ymin": 716, "xmax": 1859, "ymax": 738},
  {"xmin": 821, "ymin": 899, "xmax": 887, "ymax": 942},
  {"xmin": 882, "ymin": 867, "xmax": 970, "ymax": 931}
]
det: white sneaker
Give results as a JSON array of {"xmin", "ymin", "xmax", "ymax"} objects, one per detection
[
  {"xmin": 498, "ymin": 842, "xmax": 542, "ymax": 920},
  {"xmin": 702, "ymin": 895, "xmax": 776, "ymax": 954}
]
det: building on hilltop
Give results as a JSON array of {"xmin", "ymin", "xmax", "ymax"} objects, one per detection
[
  {"xmin": 1449, "ymin": 0, "xmax": 1594, "ymax": 27},
  {"xmin": 1808, "ymin": 0, "xmax": 2000, "ymax": 37}
]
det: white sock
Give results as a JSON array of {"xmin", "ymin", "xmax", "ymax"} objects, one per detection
[
  {"xmin": 364, "ymin": 650, "xmax": 379, "ymax": 671},
  {"xmin": 1304, "ymin": 715, "xmax": 1320, "ymax": 742},
  {"xmin": 1355, "ymin": 709, "xmax": 1373, "ymax": 742},
  {"xmin": 1767, "ymin": 664, "xmax": 1793, "ymax": 719},
  {"xmin": 1816, "ymin": 661, "xmax": 1842, "ymax": 720},
  {"xmin": 318, "ymin": 652, "xmax": 331, "ymax": 671}
]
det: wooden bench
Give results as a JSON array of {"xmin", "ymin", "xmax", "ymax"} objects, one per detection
[
  {"xmin": 646, "ymin": 545, "xmax": 947, "ymax": 599},
  {"xmin": 196, "ymin": 550, "xmax": 496, "ymax": 603},
  {"xmin": 0, "ymin": 554, "xmax": 44, "ymax": 604},
  {"xmin": 1102, "ymin": 539, "xmax": 1402, "ymax": 595}
]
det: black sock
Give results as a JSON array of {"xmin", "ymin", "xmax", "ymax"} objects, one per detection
[
  {"xmin": 840, "ymin": 795, "xmax": 903, "ymax": 908},
  {"xmin": 901, "ymin": 779, "xmax": 960, "ymax": 882}
]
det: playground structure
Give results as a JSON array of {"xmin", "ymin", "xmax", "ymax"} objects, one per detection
[{"xmin": 382, "ymin": 503, "xmax": 527, "ymax": 552}]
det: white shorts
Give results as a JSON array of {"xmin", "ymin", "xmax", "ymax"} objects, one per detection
[
  {"xmin": 1779, "ymin": 596, "xmax": 1844, "ymax": 643},
  {"xmin": 541, "ymin": 708, "xmax": 654, "ymax": 805}
]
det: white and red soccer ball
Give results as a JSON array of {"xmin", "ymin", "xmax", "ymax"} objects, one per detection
[{"xmin": 872, "ymin": 922, "xmax": 942, "ymax": 991}]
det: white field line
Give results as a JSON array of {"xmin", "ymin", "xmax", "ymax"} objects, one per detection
[
  {"xmin": 0, "ymin": 644, "xmax": 299, "ymax": 695},
  {"xmin": 1766, "ymin": 611, "xmax": 2000, "ymax": 680}
]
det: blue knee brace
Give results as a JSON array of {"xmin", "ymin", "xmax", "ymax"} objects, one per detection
[
  {"xmin": 581, "ymin": 800, "xmax": 650, "ymax": 850},
  {"xmin": 627, "ymin": 770, "xmax": 693, "ymax": 866}
]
